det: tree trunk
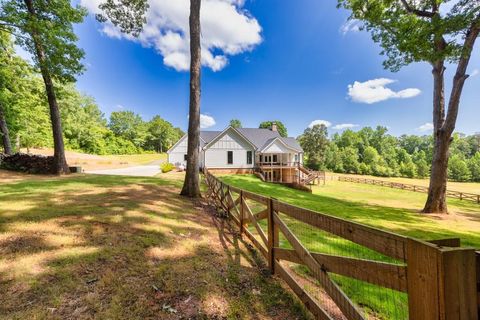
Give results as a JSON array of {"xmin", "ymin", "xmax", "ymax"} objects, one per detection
[
  {"xmin": 423, "ymin": 26, "xmax": 478, "ymax": 213},
  {"xmin": 180, "ymin": 0, "xmax": 202, "ymax": 198},
  {"xmin": 24, "ymin": 0, "xmax": 69, "ymax": 174},
  {"xmin": 423, "ymin": 62, "xmax": 449, "ymax": 213},
  {"xmin": 0, "ymin": 104, "xmax": 12, "ymax": 155},
  {"xmin": 423, "ymin": 131, "xmax": 450, "ymax": 213}
]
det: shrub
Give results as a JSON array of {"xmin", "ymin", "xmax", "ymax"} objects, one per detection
[{"xmin": 160, "ymin": 162, "xmax": 175, "ymax": 173}]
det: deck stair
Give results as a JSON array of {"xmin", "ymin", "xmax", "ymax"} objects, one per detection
[{"xmin": 299, "ymin": 165, "xmax": 324, "ymax": 185}]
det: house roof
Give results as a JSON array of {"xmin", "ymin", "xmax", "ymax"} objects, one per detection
[
  {"xmin": 200, "ymin": 131, "xmax": 222, "ymax": 144},
  {"xmin": 259, "ymin": 136, "xmax": 303, "ymax": 153},
  {"xmin": 235, "ymin": 128, "xmax": 281, "ymax": 149},
  {"xmin": 199, "ymin": 127, "xmax": 303, "ymax": 152}
]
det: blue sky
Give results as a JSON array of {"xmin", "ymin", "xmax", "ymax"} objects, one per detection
[{"xmin": 73, "ymin": 0, "xmax": 479, "ymax": 137}]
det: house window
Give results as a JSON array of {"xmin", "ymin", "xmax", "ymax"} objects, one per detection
[
  {"xmin": 247, "ymin": 151, "xmax": 252, "ymax": 164},
  {"xmin": 227, "ymin": 151, "xmax": 233, "ymax": 164},
  {"xmin": 273, "ymin": 155, "xmax": 278, "ymax": 163},
  {"xmin": 294, "ymin": 154, "xmax": 298, "ymax": 162},
  {"xmin": 184, "ymin": 154, "xmax": 188, "ymax": 161}
]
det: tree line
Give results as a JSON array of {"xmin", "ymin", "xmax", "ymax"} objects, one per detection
[
  {"xmin": 0, "ymin": 32, "xmax": 182, "ymax": 156},
  {"xmin": 299, "ymin": 124, "xmax": 480, "ymax": 183}
]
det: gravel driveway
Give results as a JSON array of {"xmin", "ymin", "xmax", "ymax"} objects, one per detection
[{"xmin": 86, "ymin": 165, "xmax": 161, "ymax": 177}]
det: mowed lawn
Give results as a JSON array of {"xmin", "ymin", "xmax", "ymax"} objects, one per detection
[
  {"xmin": 0, "ymin": 170, "xmax": 309, "ymax": 320},
  {"xmin": 331, "ymin": 172, "xmax": 480, "ymax": 194},
  {"xmin": 221, "ymin": 175, "xmax": 480, "ymax": 248},
  {"xmin": 219, "ymin": 174, "xmax": 480, "ymax": 319}
]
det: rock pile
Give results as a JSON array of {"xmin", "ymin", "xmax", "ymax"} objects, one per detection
[{"xmin": 0, "ymin": 153, "xmax": 56, "ymax": 174}]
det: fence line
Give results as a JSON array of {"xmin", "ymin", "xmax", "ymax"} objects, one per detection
[
  {"xmin": 204, "ymin": 169, "xmax": 479, "ymax": 320},
  {"xmin": 338, "ymin": 176, "xmax": 480, "ymax": 204}
]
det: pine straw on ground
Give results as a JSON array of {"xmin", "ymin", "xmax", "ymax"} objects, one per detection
[{"xmin": 0, "ymin": 172, "xmax": 310, "ymax": 320}]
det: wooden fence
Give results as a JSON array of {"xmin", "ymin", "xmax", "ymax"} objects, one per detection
[
  {"xmin": 204, "ymin": 169, "xmax": 479, "ymax": 320},
  {"xmin": 338, "ymin": 176, "xmax": 480, "ymax": 204}
]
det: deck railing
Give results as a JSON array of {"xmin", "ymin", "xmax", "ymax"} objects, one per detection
[
  {"xmin": 338, "ymin": 175, "xmax": 480, "ymax": 204},
  {"xmin": 204, "ymin": 169, "xmax": 478, "ymax": 320}
]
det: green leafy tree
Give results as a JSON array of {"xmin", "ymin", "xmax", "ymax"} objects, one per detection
[
  {"xmin": 298, "ymin": 124, "xmax": 329, "ymax": 170},
  {"xmin": 1, "ymin": 0, "xmax": 87, "ymax": 173},
  {"xmin": 468, "ymin": 152, "xmax": 480, "ymax": 182},
  {"xmin": 259, "ymin": 121, "xmax": 288, "ymax": 137},
  {"xmin": 109, "ymin": 111, "xmax": 147, "ymax": 149},
  {"xmin": 448, "ymin": 155, "xmax": 471, "ymax": 182},
  {"xmin": 338, "ymin": 0, "xmax": 480, "ymax": 213},
  {"xmin": 341, "ymin": 147, "xmax": 360, "ymax": 174},
  {"xmin": 145, "ymin": 116, "xmax": 183, "ymax": 153},
  {"xmin": 229, "ymin": 119, "xmax": 242, "ymax": 129},
  {"xmin": 324, "ymin": 143, "xmax": 344, "ymax": 173},
  {"xmin": 413, "ymin": 151, "xmax": 430, "ymax": 178},
  {"xmin": 57, "ymin": 84, "xmax": 110, "ymax": 154},
  {"xmin": 0, "ymin": 31, "xmax": 28, "ymax": 154}
]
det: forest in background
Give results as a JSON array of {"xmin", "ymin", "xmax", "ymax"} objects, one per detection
[
  {"xmin": 0, "ymin": 33, "xmax": 183, "ymax": 155},
  {"xmin": 298, "ymin": 124, "xmax": 480, "ymax": 183}
]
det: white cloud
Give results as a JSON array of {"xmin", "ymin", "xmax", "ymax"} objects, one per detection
[
  {"xmin": 200, "ymin": 114, "xmax": 216, "ymax": 129},
  {"xmin": 417, "ymin": 122, "xmax": 434, "ymax": 132},
  {"xmin": 81, "ymin": 0, "xmax": 262, "ymax": 71},
  {"xmin": 309, "ymin": 120, "xmax": 331, "ymax": 128},
  {"xmin": 332, "ymin": 123, "xmax": 359, "ymax": 130},
  {"xmin": 347, "ymin": 78, "xmax": 421, "ymax": 104},
  {"xmin": 340, "ymin": 19, "xmax": 362, "ymax": 35},
  {"xmin": 471, "ymin": 69, "xmax": 479, "ymax": 77}
]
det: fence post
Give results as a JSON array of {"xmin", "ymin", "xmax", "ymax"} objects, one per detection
[
  {"xmin": 239, "ymin": 190, "xmax": 244, "ymax": 235},
  {"xmin": 407, "ymin": 239, "xmax": 478, "ymax": 319},
  {"xmin": 460, "ymin": 192, "xmax": 463, "ymax": 201},
  {"xmin": 478, "ymin": 195, "xmax": 480, "ymax": 204},
  {"xmin": 267, "ymin": 197, "xmax": 276, "ymax": 275},
  {"xmin": 227, "ymin": 185, "xmax": 231, "ymax": 216}
]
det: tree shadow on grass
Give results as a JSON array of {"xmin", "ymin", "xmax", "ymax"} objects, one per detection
[{"xmin": 0, "ymin": 173, "xmax": 310, "ymax": 319}]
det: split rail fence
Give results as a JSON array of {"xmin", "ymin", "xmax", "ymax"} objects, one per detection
[
  {"xmin": 205, "ymin": 169, "xmax": 479, "ymax": 320},
  {"xmin": 338, "ymin": 176, "xmax": 480, "ymax": 205}
]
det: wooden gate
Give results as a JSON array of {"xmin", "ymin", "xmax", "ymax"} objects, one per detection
[{"xmin": 204, "ymin": 169, "xmax": 478, "ymax": 320}]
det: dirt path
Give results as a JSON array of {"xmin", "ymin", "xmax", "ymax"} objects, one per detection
[
  {"xmin": 85, "ymin": 165, "xmax": 161, "ymax": 177},
  {"xmin": 0, "ymin": 173, "xmax": 309, "ymax": 319}
]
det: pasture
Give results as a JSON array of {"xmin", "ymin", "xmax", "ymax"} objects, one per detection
[{"xmin": 219, "ymin": 174, "xmax": 480, "ymax": 319}]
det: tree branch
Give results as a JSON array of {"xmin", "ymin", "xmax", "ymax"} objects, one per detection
[
  {"xmin": 444, "ymin": 16, "xmax": 480, "ymax": 135},
  {"xmin": 400, "ymin": 0, "xmax": 435, "ymax": 18}
]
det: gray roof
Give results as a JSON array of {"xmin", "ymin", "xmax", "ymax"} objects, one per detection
[
  {"xmin": 200, "ymin": 131, "xmax": 221, "ymax": 145},
  {"xmin": 236, "ymin": 128, "xmax": 281, "ymax": 149},
  {"xmin": 200, "ymin": 127, "xmax": 303, "ymax": 152},
  {"xmin": 280, "ymin": 137, "xmax": 303, "ymax": 151}
]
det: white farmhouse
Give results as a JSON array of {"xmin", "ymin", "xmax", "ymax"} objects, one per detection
[{"xmin": 168, "ymin": 123, "xmax": 321, "ymax": 185}]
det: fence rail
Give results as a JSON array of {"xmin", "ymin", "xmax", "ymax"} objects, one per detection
[
  {"xmin": 204, "ymin": 169, "xmax": 479, "ymax": 320},
  {"xmin": 338, "ymin": 176, "xmax": 480, "ymax": 204}
]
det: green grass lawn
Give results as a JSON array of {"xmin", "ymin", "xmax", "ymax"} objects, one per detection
[
  {"xmin": 0, "ymin": 170, "xmax": 309, "ymax": 319},
  {"xmin": 331, "ymin": 172, "xmax": 480, "ymax": 194},
  {"xmin": 219, "ymin": 174, "xmax": 480, "ymax": 319}
]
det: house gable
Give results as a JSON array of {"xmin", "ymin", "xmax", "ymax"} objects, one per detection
[
  {"xmin": 260, "ymin": 137, "xmax": 301, "ymax": 154},
  {"xmin": 167, "ymin": 134, "xmax": 188, "ymax": 154},
  {"xmin": 203, "ymin": 127, "xmax": 256, "ymax": 151}
]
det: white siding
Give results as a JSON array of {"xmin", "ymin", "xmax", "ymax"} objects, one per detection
[
  {"xmin": 204, "ymin": 130, "xmax": 254, "ymax": 168},
  {"xmin": 262, "ymin": 140, "xmax": 295, "ymax": 153},
  {"xmin": 168, "ymin": 136, "xmax": 188, "ymax": 167}
]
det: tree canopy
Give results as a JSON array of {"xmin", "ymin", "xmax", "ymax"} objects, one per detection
[
  {"xmin": 259, "ymin": 121, "xmax": 288, "ymax": 137},
  {"xmin": 299, "ymin": 126, "xmax": 480, "ymax": 182},
  {"xmin": 229, "ymin": 119, "xmax": 242, "ymax": 128}
]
